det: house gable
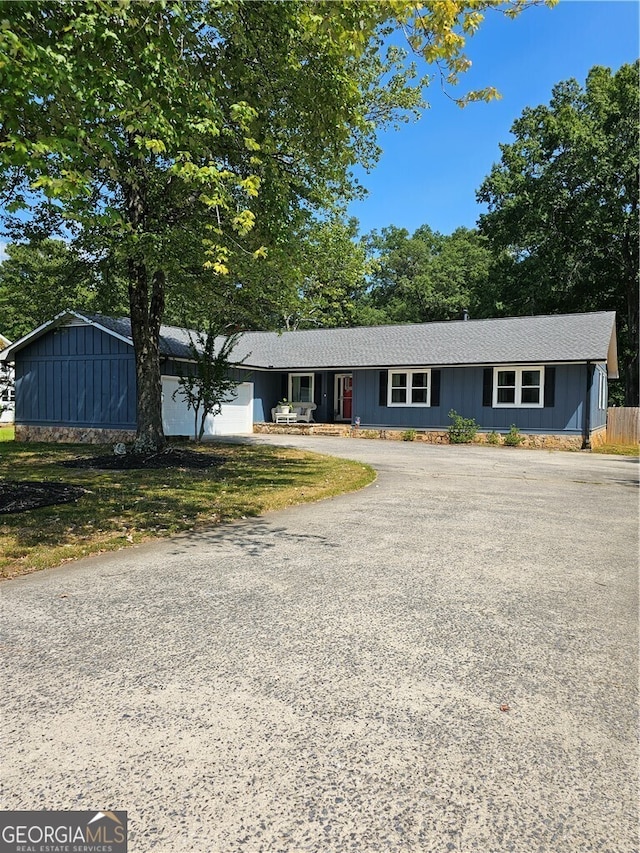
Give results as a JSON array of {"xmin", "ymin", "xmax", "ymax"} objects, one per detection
[{"xmin": 14, "ymin": 321, "xmax": 137, "ymax": 429}]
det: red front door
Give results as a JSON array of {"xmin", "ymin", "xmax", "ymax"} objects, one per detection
[
  {"xmin": 336, "ymin": 374, "xmax": 353, "ymax": 421},
  {"xmin": 343, "ymin": 376, "xmax": 353, "ymax": 420}
]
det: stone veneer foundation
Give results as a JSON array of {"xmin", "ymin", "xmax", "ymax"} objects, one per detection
[
  {"xmin": 253, "ymin": 422, "xmax": 587, "ymax": 450},
  {"xmin": 587, "ymin": 426, "xmax": 607, "ymax": 449},
  {"xmin": 15, "ymin": 422, "xmax": 592, "ymax": 451},
  {"xmin": 15, "ymin": 425, "xmax": 136, "ymax": 444}
]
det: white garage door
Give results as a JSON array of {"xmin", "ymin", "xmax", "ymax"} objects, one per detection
[{"xmin": 162, "ymin": 377, "xmax": 254, "ymax": 437}]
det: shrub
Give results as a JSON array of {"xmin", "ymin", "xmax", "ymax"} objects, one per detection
[
  {"xmin": 503, "ymin": 424, "xmax": 525, "ymax": 446},
  {"xmin": 486, "ymin": 430, "xmax": 501, "ymax": 445},
  {"xmin": 447, "ymin": 410, "xmax": 479, "ymax": 444},
  {"xmin": 401, "ymin": 429, "xmax": 417, "ymax": 442}
]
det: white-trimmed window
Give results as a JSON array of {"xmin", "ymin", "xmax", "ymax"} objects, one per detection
[
  {"xmin": 388, "ymin": 369, "xmax": 431, "ymax": 407},
  {"xmin": 493, "ymin": 367, "xmax": 544, "ymax": 408},
  {"xmin": 598, "ymin": 370, "xmax": 607, "ymax": 410},
  {"xmin": 289, "ymin": 373, "xmax": 314, "ymax": 403}
]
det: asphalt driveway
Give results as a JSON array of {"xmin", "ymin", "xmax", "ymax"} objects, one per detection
[{"xmin": 1, "ymin": 438, "xmax": 638, "ymax": 852}]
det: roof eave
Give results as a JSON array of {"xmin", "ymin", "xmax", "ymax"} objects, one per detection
[
  {"xmin": 0, "ymin": 310, "xmax": 136, "ymax": 362},
  {"xmin": 0, "ymin": 311, "xmax": 82, "ymax": 362},
  {"xmin": 251, "ymin": 357, "xmax": 613, "ymax": 372}
]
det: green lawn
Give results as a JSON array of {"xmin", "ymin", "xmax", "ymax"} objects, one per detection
[
  {"xmin": 591, "ymin": 443, "xmax": 640, "ymax": 457},
  {"xmin": 0, "ymin": 437, "xmax": 375, "ymax": 578},
  {"xmin": 0, "ymin": 425, "xmax": 15, "ymax": 442}
]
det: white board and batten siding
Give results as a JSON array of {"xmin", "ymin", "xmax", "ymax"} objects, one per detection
[{"xmin": 162, "ymin": 377, "xmax": 254, "ymax": 437}]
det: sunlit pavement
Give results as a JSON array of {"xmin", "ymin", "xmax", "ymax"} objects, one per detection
[{"xmin": 1, "ymin": 437, "xmax": 638, "ymax": 852}]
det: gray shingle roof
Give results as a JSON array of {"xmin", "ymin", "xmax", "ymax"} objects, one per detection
[
  {"xmin": 88, "ymin": 314, "xmax": 197, "ymax": 360},
  {"xmin": 227, "ymin": 312, "xmax": 617, "ymax": 370},
  {"xmin": 1, "ymin": 310, "xmax": 618, "ymax": 375}
]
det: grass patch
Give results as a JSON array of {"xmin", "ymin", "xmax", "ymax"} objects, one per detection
[
  {"xmin": 0, "ymin": 440, "xmax": 375, "ymax": 578},
  {"xmin": 0, "ymin": 425, "xmax": 15, "ymax": 442},
  {"xmin": 591, "ymin": 443, "xmax": 640, "ymax": 457}
]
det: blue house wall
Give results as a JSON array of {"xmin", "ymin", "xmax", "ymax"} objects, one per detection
[
  {"xmin": 162, "ymin": 359, "xmax": 250, "ymax": 387},
  {"xmin": 12, "ymin": 320, "xmax": 609, "ymax": 440},
  {"xmin": 14, "ymin": 327, "xmax": 287, "ymax": 432},
  {"xmin": 352, "ymin": 363, "xmax": 593, "ymax": 434},
  {"xmin": 15, "ymin": 325, "xmax": 136, "ymax": 428},
  {"xmin": 249, "ymin": 370, "xmax": 281, "ymax": 422},
  {"xmin": 591, "ymin": 364, "xmax": 608, "ymax": 431},
  {"xmin": 251, "ymin": 370, "xmax": 334, "ymax": 422}
]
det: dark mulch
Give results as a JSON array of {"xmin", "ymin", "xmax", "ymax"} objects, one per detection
[
  {"xmin": 61, "ymin": 447, "xmax": 227, "ymax": 471},
  {"xmin": 1, "ymin": 449, "xmax": 226, "ymax": 514},
  {"xmin": 0, "ymin": 481, "xmax": 87, "ymax": 514}
]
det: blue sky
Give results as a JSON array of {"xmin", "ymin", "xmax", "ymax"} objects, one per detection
[
  {"xmin": 0, "ymin": 1, "xmax": 636, "ymax": 262},
  {"xmin": 347, "ymin": 0, "xmax": 639, "ymax": 237}
]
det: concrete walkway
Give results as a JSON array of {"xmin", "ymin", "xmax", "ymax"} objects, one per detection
[{"xmin": 1, "ymin": 437, "xmax": 638, "ymax": 852}]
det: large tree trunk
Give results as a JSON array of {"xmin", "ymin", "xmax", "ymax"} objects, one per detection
[
  {"xmin": 129, "ymin": 262, "xmax": 166, "ymax": 452},
  {"xmin": 124, "ymin": 155, "xmax": 167, "ymax": 452}
]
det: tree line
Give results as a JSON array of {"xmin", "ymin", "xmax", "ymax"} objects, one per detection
[{"xmin": 278, "ymin": 61, "xmax": 638, "ymax": 405}]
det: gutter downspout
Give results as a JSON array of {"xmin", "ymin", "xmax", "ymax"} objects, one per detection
[{"xmin": 582, "ymin": 360, "xmax": 593, "ymax": 449}]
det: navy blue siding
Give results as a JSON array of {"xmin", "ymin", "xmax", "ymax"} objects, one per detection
[
  {"xmin": 317, "ymin": 372, "xmax": 333, "ymax": 422},
  {"xmin": 162, "ymin": 358, "xmax": 195, "ymax": 378},
  {"xmin": 251, "ymin": 371, "xmax": 283, "ymax": 421},
  {"xmin": 590, "ymin": 364, "xmax": 607, "ymax": 431},
  {"xmin": 352, "ymin": 364, "xmax": 589, "ymax": 433},
  {"xmin": 14, "ymin": 322, "xmax": 602, "ymax": 438},
  {"xmin": 250, "ymin": 370, "xmax": 334, "ymax": 422},
  {"xmin": 161, "ymin": 359, "xmax": 250, "ymax": 381},
  {"xmin": 15, "ymin": 325, "xmax": 136, "ymax": 428}
]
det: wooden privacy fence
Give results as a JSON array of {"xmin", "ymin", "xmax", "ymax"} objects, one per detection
[{"xmin": 607, "ymin": 407, "xmax": 640, "ymax": 444}]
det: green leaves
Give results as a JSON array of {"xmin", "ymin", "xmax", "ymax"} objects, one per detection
[
  {"xmin": 0, "ymin": 0, "xmax": 545, "ymax": 447},
  {"xmin": 362, "ymin": 224, "xmax": 491, "ymax": 324},
  {"xmin": 175, "ymin": 323, "xmax": 246, "ymax": 442},
  {"xmin": 391, "ymin": 0, "xmax": 556, "ymax": 107},
  {"xmin": 477, "ymin": 61, "xmax": 639, "ymax": 404},
  {"xmin": 0, "ymin": 239, "xmax": 127, "ymax": 340}
]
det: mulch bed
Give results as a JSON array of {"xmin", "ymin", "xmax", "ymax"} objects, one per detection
[
  {"xmin": 0, "ymin": 481, "xmax": 87, "ymax": 514},
  {"xmin": 61, "ymin": 447, "xmax": 226, "ymax": 470},
  {"xmin": 1, "ymin": 449, "xmax": 226, "ymax": 514}
]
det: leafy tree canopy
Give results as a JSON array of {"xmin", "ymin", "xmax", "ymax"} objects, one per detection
[
  {"xmin": 163, "ymin": 215, "xmax": 369, "ymax": 332},
  {"xmin": 275, "ymin": 217, "xmax": 370, "ymax": 331},
  {"xmin": 358, "ymin": 224, "xmax": 492, "ymax": 324},
  {"xmin": 0, "ymin": 0, "xmax": 541, "ymax": 448},
  {"xmin": 477, "ymin": 61, "xmax": 639, "ymax": 405},
  {"xmin": 0, "ymin": 239, "xmax": 127, "ymax": 340}
]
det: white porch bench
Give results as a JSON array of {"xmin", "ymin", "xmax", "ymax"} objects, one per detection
[{"xmin": 271, "ymin": 403, "xmax": 316, "ymax": 423}]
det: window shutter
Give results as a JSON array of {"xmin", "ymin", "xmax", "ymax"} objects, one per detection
[
  {"xmin": 544, "ymin": 367, "xmax": 555, "ymax": 408},
  {"xmin": 482, "ymin": 368, "xmax": 493, "ymax": 407},
  {"xmin": 431, "ymin": 370, "xmax": 441, "ymax": 407},
  {"xmin": 314, "ymin": 373, "xmax": 322, "ymax": 408},
  {"xmin": 379, "ymin": 371, "xmax": 388, "ymax": 407}
]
